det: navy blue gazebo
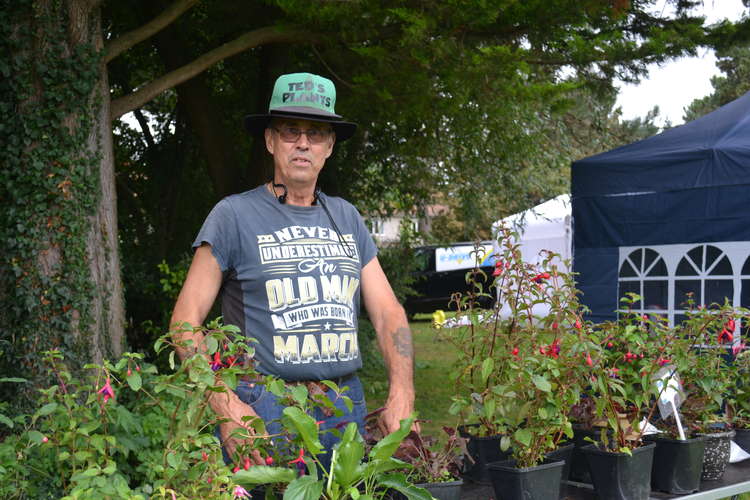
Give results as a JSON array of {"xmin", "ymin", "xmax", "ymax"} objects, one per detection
[{"xmin": 572, "ymin": 91, "xmax": 750, "ymax": 324}]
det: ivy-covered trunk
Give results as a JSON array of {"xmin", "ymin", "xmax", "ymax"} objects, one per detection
[{"xmin": 0, "ymin": 0, "xmax": 124, "ymax": 405}]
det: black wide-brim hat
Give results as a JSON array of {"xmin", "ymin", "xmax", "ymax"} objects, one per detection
[{"xmin": 244, "ymin": 73, "xmax": 357, "ymax": 142}]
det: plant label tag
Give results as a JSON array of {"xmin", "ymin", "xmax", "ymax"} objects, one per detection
[{"xmin": 653, "ymin": 366, "xmax": 684, "ymax": 420}]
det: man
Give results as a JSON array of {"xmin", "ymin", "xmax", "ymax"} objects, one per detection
[{"xmin": 169, "ymin": 72, "xmax": 415, "ymax": 468}]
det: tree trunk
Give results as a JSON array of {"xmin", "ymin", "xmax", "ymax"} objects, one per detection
[
  {"xmin": 0, "ymin": 0, "xmax": 123, "ymax": 395},
  {"xmin": 88, "ymin": 27, "xmax": 126, "ymax": 360}
]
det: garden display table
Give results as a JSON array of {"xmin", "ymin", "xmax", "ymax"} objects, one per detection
[{"xmin": 459, "ymin": 460, "xmax": 750, "ymax": 499}]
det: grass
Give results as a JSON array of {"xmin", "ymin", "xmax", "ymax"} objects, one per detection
[{"xmin": 363, "ymin": 313, "xmax": 460, "ymax": 438}]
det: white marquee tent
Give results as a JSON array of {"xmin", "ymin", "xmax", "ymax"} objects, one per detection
[{"xmin": 491, "ymin": 194, "xmax": 572, "ymax": 317}]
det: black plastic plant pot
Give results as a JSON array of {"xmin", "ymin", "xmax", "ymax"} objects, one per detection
[
  {"xmin": 459, "ymin": 425, "xmax": 510, "ymax": 484},
  {"xmin": 545, "ymin": 441, "xmax": 575, "ymax": 482},
  {"xmin": 419, "ymin": 479, "xmax": 463, "ymax": 500},
  {"xmin": 487, "ymin": 458, "xmax": 564, "ymax": 500},
  {"xmin": 645, "ymin": 434, "xmax": 706, "ymax": 494},
  {"xmin": 580, "ymin": 442, "xmax": 655, "ymax": 500},
  {"xmin": 698, "ymin": 429, "xmax": 735, "ymax": 481},
  {"xmin": 569, "ymin": 425, "xmax": 611, "ymax": 483}
]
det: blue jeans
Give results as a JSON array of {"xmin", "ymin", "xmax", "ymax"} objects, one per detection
[{"xmin": 219, "ymin": 374, "xmax": 367, "ymax": 471}]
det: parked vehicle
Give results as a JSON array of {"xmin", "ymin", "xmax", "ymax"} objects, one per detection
[{"xmin": 404, "ymin": 242, "xmax": 496, "ymax": 316}]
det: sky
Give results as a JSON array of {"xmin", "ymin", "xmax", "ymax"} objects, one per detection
[{"xmin": 615, "ymin": 0, "xmax": 747, "ymax": 126}]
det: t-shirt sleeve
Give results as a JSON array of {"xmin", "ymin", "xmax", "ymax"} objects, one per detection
[
  {"xmin": 192, "ymin": 198, "xmax": 238, "ymax": 271},
  {"xmin": 353, "ymin": 208, "xmax": 378, "ymax": 267}
]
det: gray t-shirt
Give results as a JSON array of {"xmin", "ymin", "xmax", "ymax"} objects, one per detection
[{"xmin": 192, "ymin": 185, "xmax": 378, "ymax": 381}]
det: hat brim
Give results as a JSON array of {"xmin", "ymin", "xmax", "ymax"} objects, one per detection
[{"xmin": 244, "ymin": 110, "xmax": 357, "ymax": 142}]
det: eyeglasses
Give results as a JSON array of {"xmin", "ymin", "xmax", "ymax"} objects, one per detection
[{"xmin": 271, "ymin": 125, "xmax": 332, "ymax": 144}]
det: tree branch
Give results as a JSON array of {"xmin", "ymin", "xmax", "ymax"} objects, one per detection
[
  {"xmin": 103, "ymin": 0, "xmax": 200, "ymax": 64},
  {"xmin": 110, "ymin": 25, "xmax": 315, "ymax": 119}
]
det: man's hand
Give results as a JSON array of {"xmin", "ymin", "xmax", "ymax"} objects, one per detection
[
  {"xmin": 211, "ymin": 391, "xmax": 265, "ymax": 466},
  {"xmin": 381, "ymin": 393, "xmax": 420, "ymax": 435}
]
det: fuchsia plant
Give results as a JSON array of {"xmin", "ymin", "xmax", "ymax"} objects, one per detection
[{"xmin": 443, "ymin": 224, "xmax": 592, "ymax": 467}]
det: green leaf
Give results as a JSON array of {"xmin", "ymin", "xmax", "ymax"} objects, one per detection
[
  {"xmin": 126, "ymin": 372, "xmax": 142, "ymax": 391},
  {"xmin": 282, "ymin": 475, "xmax": 324, "ymax": 500},
  {"xmin": 28, "ymin": 430, "xmax": 45, "ymax": 444},
  {"xmin": 532, "ymin": 375, "xmax": 551, "ymax": 392},
  {"xmin": 205, "ymin": 335, "xmax": 218, "ymax": 354},
  {"xmin": 514, "ymin": 428, "xmax": 532, "ymax": 447},
  {"xmin": 481, "ymin": 358, "xmax": 494, "ymax": 383},
  {"xmin": 291, "ymin": 385, "xmax": 309, "ymax": 406},
  {"xmin": 332, "ymin": 431, "xmax": 365, "ymax": 489},
  {"xmin": 36, "ymin": 402, "xmax": 58, "ymax": 417},
  {"xmin": 0, "ymin": 413, "xmax": 14, "ymax": 428},
  {"xmin": 234, "ymin": 466, "xmax": 296, "ymax": 486},
  {"xmin": 378, "ymin": 473, "xmax": 433, "ymax": 500},
  {"xmin": 0, "ymin": 377, "xmax": 27, "ymax": 383},
  {"xmin": 281, "ymin": 406, "xmax": 323, "ymax": 455},
  {"xmin": 370, "ymin": 417, "xmax": 413, "ymax": 461},
  {"xmin": 166, "ymin": 452, "xmax": 180, "ymax": 469}
]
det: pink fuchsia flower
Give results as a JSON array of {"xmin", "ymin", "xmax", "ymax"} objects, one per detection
[
  {"xmin": 97, "ymin": 378, "xmax": 115, "ymax": 403},
  {"xmin": 210, "ymin": 352, "xmax": 225, "ymax": 371},
  {"xmin": 265, "ymin": 456, "xmax": 274, "ymax": 465},
  {"xmin": 233, "ymin": 485, "xmax": 251, "ymax": 498},
  {"xmin": 732, "ymin": 342, "xmax": 746, "ymax": 357},
  {"xmin": 42, "ymin": 436, "xmax": 48, "ymax": 443},
  {"xmin": 585, "ymin": 353, "xmax": 593, "ymax": 367}
]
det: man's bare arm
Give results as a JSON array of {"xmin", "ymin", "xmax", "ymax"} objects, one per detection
[
  {"xmin": 170, "ymin": 244, "xmax": 263, "ymax": 464},
  {"xmin": 360, "ymin": 257, "xmax": 416, "ymax": 433}
]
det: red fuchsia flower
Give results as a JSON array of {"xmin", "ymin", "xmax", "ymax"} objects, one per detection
[
  {"xmin": 493, "ymin": 260, "xmax": 503, "ymax": 276},
  {"xmin": 727, "ymin": 318, "xmax": 736, "ymax": 331},
  {"xmin": 233, "ymin": 485, "xmax": 251, "ymax": 498},
  {"xmin": 243, "ymin": 456, "xmax": 251, "ymax": 470},
  {"xmin": 574, "ymin": 320, "xmax": 582, "ymax": 330},
  {"xmin": 733, "ymin": 343, "xmax": 747, "ymax": 357},
  {"xmin": 232, "ymin": 465, "xmax": 240, "ymax": 473},
  {"xmin": 718, "ymin": 329, "xmax": 733, "ymax": 344},
  {"xmin": 202, "ymin": 450, "xmax": 208, "ymax": 461},
  {"xmin": 42, "ymin": 436, "xmax": 48, "ymax": 443},
  {"xmin": 135, "ymin": 364, "xmax": 140, "ymax": 372},
  {"xmin": 551, "ymin": 322, "xmax": 558, "ymax": 330},
  {"xmin": 511, "ymin": 347, "xmax": 519, "ymax": 358},
  {"xmin": 265, "ymin": 456, "xmax": 274, "ymax": 466},
  {"xmin": 290, "ymin": 448, "xmax": 306, "ymax": 476},
  {"xmin": 606, "ymin": 342, "xmax": 613, "ymax": 348},
  {"xmin": 609, "ymin": 367, "xmax": 620, "ymax": 378},
  {"xmin": 225, "ymin": 355, "xmax": 237, "ymax": 368},
  {"xmin": 207, "ymin": 477, "xmax": 212, "ymax": 484},
  {"xmin": 657, "ymin": 357, "xmax": 671, "ymax": 366},
  {"xmin": 531, "ymin": 272, "xmax": 550, "ymax": 283},
  {"xmin": 585, "ymin": 353, "xmax": 593, "ymax": 367},
  {"xmin": 98, "ymin": 378, "xmax": 115, "ymax": 403},
  {"xmin": 210, "ymin": 352, "xmax": 225, "ymax": 371},
  {"xmin": 127, "ymin": 369, "xmax": 132, "ymax": 377}
]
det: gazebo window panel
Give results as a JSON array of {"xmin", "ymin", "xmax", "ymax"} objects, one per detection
[{"xmin": 618, "ymin": 248, "xmax": 667, "ymax": 314}]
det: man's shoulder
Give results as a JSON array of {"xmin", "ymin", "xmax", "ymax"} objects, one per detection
[
  {"xmin": 219, "ymin": 186, "xmax": 266, "ymax": 208},
  {"xmin": 321, "ymin": 193, "xmax": 359, "ymax": 215}
]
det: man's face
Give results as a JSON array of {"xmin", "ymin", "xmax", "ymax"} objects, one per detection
[{"xmin": 264, "ymin": 118, "xmax": 335, "ymax": 186}]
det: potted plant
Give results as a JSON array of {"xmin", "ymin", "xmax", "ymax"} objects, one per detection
[
  {"xmin": 371, "ymin": 420, "xmax": 466, "ymax": 500},
  {"xmin": 669, "ymin": 302, "xmax": 746, "ymax": 482},
  {"xmin": 579, "ymin": 299, "xmax": 666, "ymax": 500},
  {"xmin": 443, "ymin": 227, "xmax": 588, "ymax": 497}
]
